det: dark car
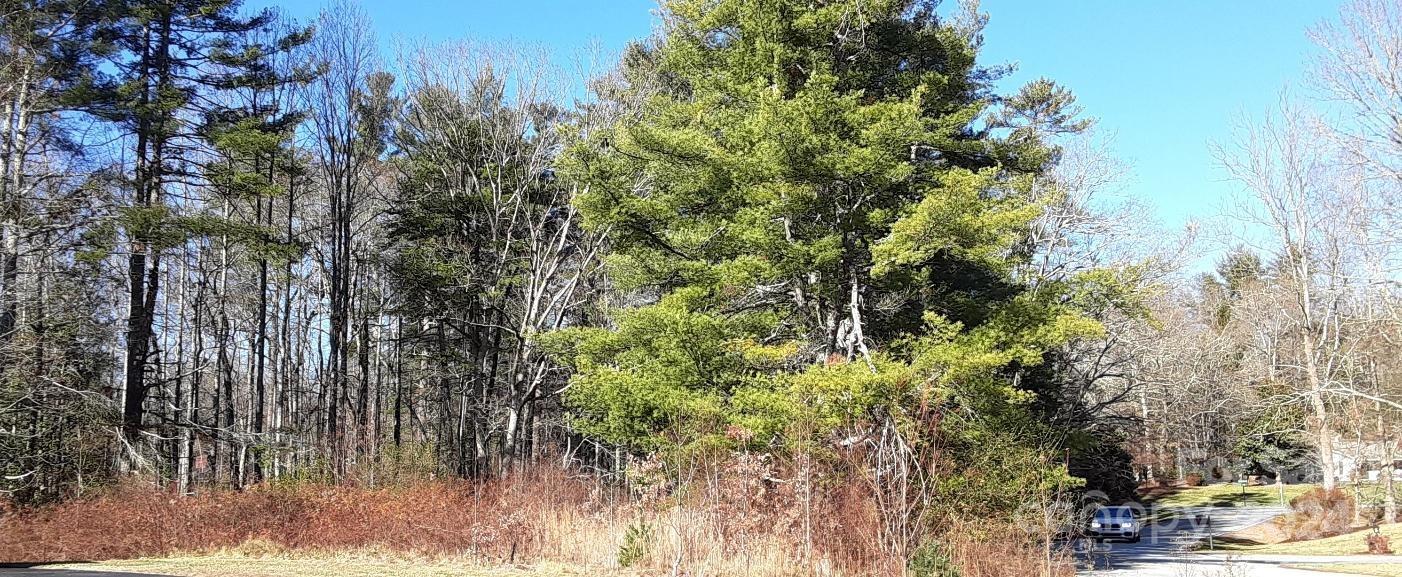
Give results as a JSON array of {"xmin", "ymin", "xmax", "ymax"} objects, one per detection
[{"xmin": 1087, "ymin": 505, "xmax": 1140, "ymax": 543}]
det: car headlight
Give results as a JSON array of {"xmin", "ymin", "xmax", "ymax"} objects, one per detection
[
  {"xmin": 1123, "ymin": 522, "xmax": 1135, "ymax": 528},
  {"xmin": 1090, "ymin": 522, "xmax": 1101, "ymax": 528}
]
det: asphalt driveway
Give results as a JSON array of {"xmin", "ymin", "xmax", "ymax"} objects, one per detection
[{"xmin": 1078, "ymin": 506, "xmax": 1397, "ymax": 576}]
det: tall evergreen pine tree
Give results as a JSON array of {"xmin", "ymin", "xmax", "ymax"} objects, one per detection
[{"xmin": 75, "ymin": 0, "xmax": 305, "ymax": 467}]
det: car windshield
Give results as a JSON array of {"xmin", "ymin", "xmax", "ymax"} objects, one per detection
[{"xmin": 1094, "ymin": 507, "xmax": 1135, "ymax": 521}]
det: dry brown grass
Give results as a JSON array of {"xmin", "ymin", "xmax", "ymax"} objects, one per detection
[
  {"xmin": 1220, "ymin": 519, "xmax": 1292, "ymax": 545},
  {"xmin": 50, "ymin": 548, "xmax": 626, "ymax": 577},
  {"xmin": 0, "ymin": 472, "xmax": 605, "ymax": 565},
  {"xmin": 0, "ymin": 470, "xmax": 603, "ymax": 564},
  {"xmin": 941, "ymin": 520, "xmax": 1077, "ymax": 577},
  {"xmin": 0, "ymin": 461, "xmax": 1073, "ymax": 577}
]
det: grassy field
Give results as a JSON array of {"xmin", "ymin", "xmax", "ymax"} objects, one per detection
[
  {"xmin": 48, "ymin": 556, "xmax": 626, "ymax": 577},
  {"xmin": 1141, "ymin": 482, "xmax": 1395, "ymax": 509},
  {"xmin": 1140, "ymin": 483, "xmax": 1318, "ymax": 507},
  {"xmin": 1211, "ymin": 523, "xmax": 1402, "ymax": 555},
  {"xmin": 1282, "ymin": 564, "xmax": 1402, "ymax": 576}
]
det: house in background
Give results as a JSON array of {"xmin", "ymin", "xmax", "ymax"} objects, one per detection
[{"xmin": 1331, "ymin": 436, "xmax": 1402, "ymax": 484}]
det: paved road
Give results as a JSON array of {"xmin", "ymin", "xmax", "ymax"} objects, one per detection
[{"xmin": 1077, "ymin": 506, "xmax": 1397, "ymax": 576}]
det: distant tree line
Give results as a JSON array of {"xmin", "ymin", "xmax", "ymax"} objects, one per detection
[{"xmin": 1116, "ymin": 0, "xmax": 1401, "ymax": 522}]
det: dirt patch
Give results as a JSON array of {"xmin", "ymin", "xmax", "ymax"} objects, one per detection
[{"xmin": 1220, "ymin": 519, "xmax": 1290, "ymax": 546}]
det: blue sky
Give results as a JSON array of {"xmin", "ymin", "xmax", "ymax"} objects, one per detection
[
  {"xmin": 978, "ymin": 1, "xmax": 1336, "ymax": 231},
  {"xmin": 252, "ymin": 0, "xmax": 1340, "ymax": 264}
]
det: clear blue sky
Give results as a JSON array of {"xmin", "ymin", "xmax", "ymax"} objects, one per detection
[
  {"xmin": 252, "ymin": 0, "xmax": 1340, "ymax": 254},
  {"xmin": 978, "ymin": 1, "xmax": 1336, "ymax": 233}
]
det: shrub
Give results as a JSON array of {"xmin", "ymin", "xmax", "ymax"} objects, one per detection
[
  {"xmin": 908, "ymin": 541, "xmax": 960, "ymax": 577},
  {"xmin": 1366, "ymin": 533, "xmax": 1391, "ymax": 555},
  {"xmin": 1277, "ymin": 488, "xmax": 1356, "ymax": 541},
  {"xmin": 1184, "ymin": 473, "xmax": 1205, "ymax": 487},
  {"xmin": 617, "ymin": 520, "xmax": 652, "ymax": 568}
]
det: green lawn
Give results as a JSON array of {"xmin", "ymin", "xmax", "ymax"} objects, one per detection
[
  {"xmin": 1142, "ymin": 483, "xmax": 1318, "ymax": 508},
  {"xmin": 1211, "ymin": 523, "xmax": 1402, "ymax": 555},
  {"xmin": 1282, "ymin": 564, "xmax": 1402, "ymax": 577},
  {"xmin": 1143, "ymin": 482, "xmax": 1395, "ymax": 510}
]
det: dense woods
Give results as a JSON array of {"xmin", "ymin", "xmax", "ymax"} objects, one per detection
[{"xmin": 0, "ymin": 0, "xmax": 1398, "ymax": 574}]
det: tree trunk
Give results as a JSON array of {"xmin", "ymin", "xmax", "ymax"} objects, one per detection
[
  {"xmin": 216, "ymin": 204, "xmax": 235, "ymax": 486},
  {"xmin": 0, "ymin": 62, "xmax": 29, "ymax": 366},
  {"xmin": 393, "ymin": 316, "xmax": 403, "ymax": 448},
  {"xmin": 174, "ymin": 255, "xmax": 191, "ymax": 495},
  {"xmin": 1303, "ymin": 318, "xmax": 1336, "ymax": 491},
  {"xmin": 252, "ymin": 191, "xmax": 269, "ymax": 483},
  {"xmin": 357, "ymin": 278, "xmax": 371, "ymax": 465}
]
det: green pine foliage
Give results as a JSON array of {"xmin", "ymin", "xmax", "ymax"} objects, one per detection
[
  {"xmin": 907, "ymin": 540, "xmax": 960, "ymax": 577},
  {"xmin": 617, "ymin": 520, "xmax": 654, "ymax": 568},
  {"xmin": 547, "ymin": 0, "xmax": 1109, "ymax": 504}
]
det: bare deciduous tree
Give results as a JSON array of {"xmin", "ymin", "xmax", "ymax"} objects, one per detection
[
  {"xmin": 1215, "ymin": 96, "xmax": 1401, "ymax": 491},
  {"xmin": 1309, "ymin": 0, "xmax": 1402, "ymax": 182}
]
